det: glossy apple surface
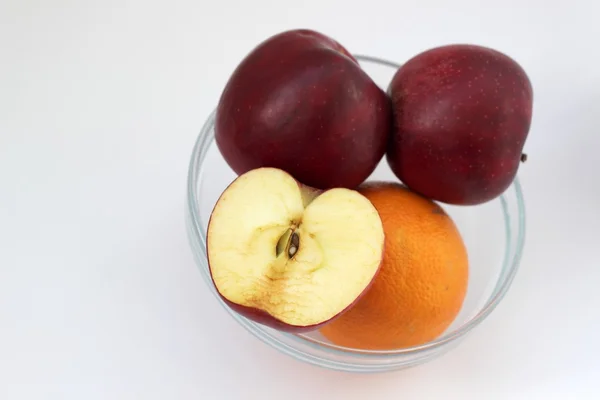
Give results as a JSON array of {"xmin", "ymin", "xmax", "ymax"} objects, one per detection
[
  {"xmin": 387, "ymin": 44, "xmax": 533, "ymax": 205},
  {"xmin": 215, "ymin": 29, "xmax": 392, "ymax": 190}
]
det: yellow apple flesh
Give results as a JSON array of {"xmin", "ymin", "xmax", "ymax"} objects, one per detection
[{"xmin": 206, "ymin": 168, "xmax": 384, "ymax": 332}]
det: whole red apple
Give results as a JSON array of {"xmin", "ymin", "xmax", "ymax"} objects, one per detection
[
  {"xmin": 387, "ymin": 44, "xmax": 533, "ymax": 205},
  {"xmin": 215, "ymin": 29, "xmax": 392, "ymax": 190}
]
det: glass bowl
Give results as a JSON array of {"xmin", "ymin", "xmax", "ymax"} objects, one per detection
[{"xmin": 185, "ymin": 55, "xmax": 526, "ymax": 373}]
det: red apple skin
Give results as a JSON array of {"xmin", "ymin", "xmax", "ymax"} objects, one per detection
[
  {"xmin": 215, "ymin": 29, "xmax": 392, "ymax": 190},
  {"xmin": 387, "ymin": 44, "xmax": 533, "ymax": 205},
  {"xmin": 205, "ymin": 172, "xmax": 384, "ymax": 332}
]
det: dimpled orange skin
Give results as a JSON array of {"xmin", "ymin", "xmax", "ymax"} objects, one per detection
[{"xmin": 320, "ymin": 182, "xmax": 469, "ymax": 350}]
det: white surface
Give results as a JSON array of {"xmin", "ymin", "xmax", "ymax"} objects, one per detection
[{"xmin": 1, "ymin": 0, "xmax": 599, "ymax": 398}]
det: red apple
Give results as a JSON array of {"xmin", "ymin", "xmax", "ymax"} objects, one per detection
[
  {"xmin": 387, "ymin": 44, "xmax": 533, "ymax": 205},
  {"xmin": 206, "ymin": 168, "xmax": 385, "ymax": 332},
  {"xmin": 215, "ymin": 29, "xmax": 392, "ymax": 190}
]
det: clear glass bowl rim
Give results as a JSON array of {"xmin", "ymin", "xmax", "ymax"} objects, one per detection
[{"xmin": 186, "ymin": 54, "xmax": 526, "ymax": 359}]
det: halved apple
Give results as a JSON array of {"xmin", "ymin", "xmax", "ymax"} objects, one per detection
[{"xmin": 206, "ymin": 167, "xmax": 385, "ymax": 332}]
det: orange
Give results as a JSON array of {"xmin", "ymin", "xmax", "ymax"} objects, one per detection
[{"xmin": 320, "ymin": 182, "xmax": 469, "ymax": 350}]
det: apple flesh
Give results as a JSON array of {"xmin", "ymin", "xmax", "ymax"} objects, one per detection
[
  {"xmin": 206, "ymin": 168, "xmax": 385, "ymax": 332},
  {"xmin": 215, "ymin": 29, "xmax": 392, "ymax": 190},
  {"xmin": 387, "ymin": 44, "xmax": 533, "ymax": 205}
]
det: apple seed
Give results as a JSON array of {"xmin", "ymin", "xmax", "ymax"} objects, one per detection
[{"xmin": 289, "ymin": 232, "xmax": 300, "ymax": 258}]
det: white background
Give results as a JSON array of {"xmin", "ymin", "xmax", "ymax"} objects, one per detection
[{"xmin": 1, "ymin": 0, "xmax": 599, "ymax": 398}]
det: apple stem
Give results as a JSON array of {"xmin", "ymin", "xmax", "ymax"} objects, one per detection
[{"xmin": 521, "ymin": 153, "xmax": 528, "ymax": 163}]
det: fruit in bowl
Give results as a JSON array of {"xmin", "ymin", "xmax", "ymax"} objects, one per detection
[
  {"xmin": 320, "ymin": 182, "xmax": 469, "ymax": 350},
  {"xmin": 206, "ymin": 167, "xmax": 385, "ymax": 332},
  {"xmin": 191, "ymin": 29, "xmax": 532, "ymax": 358},
  {"xmin": 387, "ymin": 44, "xmax": 533, "ymax": 205},
  {"xmin": 214, "ymin": 29, "xmax": 392, "ymax": 190}
]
